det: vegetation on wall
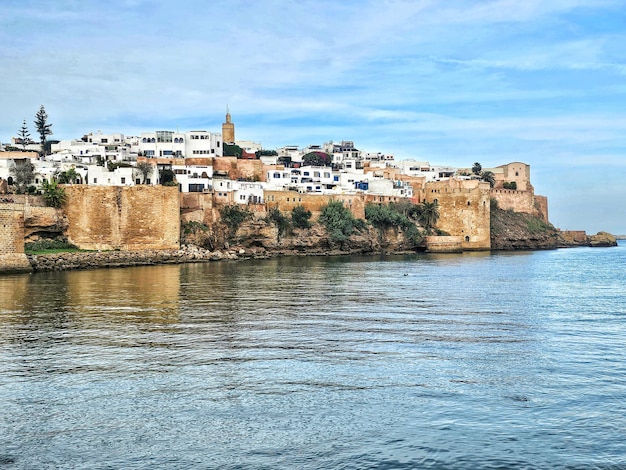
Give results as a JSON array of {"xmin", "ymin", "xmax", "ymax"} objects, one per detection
[{"xmin": 503, "ymin": 181, "xmax": 517, "ymax": 190}]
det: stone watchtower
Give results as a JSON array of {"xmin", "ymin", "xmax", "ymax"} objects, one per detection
[{"xmin": 222, "ymin": 107, "xmax": 235, "ymax": 144}]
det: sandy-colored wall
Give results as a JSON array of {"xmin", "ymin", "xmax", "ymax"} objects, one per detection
[
  {"xmin": 64, "ymin": 186, "xmax": 180, "ymax": 251},
  {"xmin": 421, "ymin": 179, "xmax": 491, "ymax": 250},
  {"xmin": 0, "ymin": 204, "xmax": 25, "ymax": 254},
  {"xmin": 0, "ymin": 203, "xmax": 31, "ymax": 272},
  {"xmin": 264, "ymin": 190, "xmax": 366, "ymax": 219},
  {"xmin": 212, "ymin": 157, "xmax": 264, "ymax": 181}
]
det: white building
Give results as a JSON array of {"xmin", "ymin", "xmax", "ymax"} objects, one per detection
[
  {"xmin": 393, "ymin": 160, "xmax": 456, "ymax": 182},
  {"xmin": 135, "ymin": 130, "xmax": 222, "ymax": 158},
  {"xmin": 173, "ymin": 164, "xmax": 213, "ymax": 193}
]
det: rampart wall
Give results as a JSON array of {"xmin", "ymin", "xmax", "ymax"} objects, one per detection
[
  {"xmin": 491, "ymin": 188, "xmax": 549, "ymax": 221},
  {"xmin": 420, "ymin": 179, "xmax": 491, "ymax": 250},
  {"xmin": 0, "ymin": 203, "xmax": 31, "ymax": 273},
  {"xmin": 64, "ymin": 186, "xmax": 180, "ymax": 251},
  {"xmin": 212, "ymin": 157, "xmax": 264, "ymax": 181},
  {"xmin": 264, "ymin": 190, "xmax": 366, "ymax": 219}
]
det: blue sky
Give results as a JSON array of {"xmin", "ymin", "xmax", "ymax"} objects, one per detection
[{"xmin": 2, "ymin": 0, "xmax": 625, "ymax": 234}]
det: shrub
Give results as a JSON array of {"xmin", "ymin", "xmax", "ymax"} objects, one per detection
[
  {"xmin": 365, "ymin": 202, "xmax": 423, "ymax": 246},
  {"xmin": 291, "ymin": 205, "xmax": 312, "ymax": 229},
  {"xmin": 265, "ymin": 207, "xmax": 291, "ymax": 241},
  {"xmin": 219, "ymin": 204, "xmax": 252, "ymax": 238},
  {"xmin": 319, "ymin": 200, "xmax": 364, "ymax": 245},
  {"xmin": 490, "ymin": 198, "xmax": 499, "ymax": 211},
  {"xmin": 41, "ymin": 180, "xmax": 66, "ymax": 208}
]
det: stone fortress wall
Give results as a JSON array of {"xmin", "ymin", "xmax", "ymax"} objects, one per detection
[
  {"xmin": 63, "ymin": 186, "xmax": 180, "ymax": 251},
  {"xmin": 0, "ymin": 202, "xmax": 31, "ymax": 272}
]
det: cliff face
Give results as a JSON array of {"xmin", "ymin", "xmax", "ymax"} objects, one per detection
[
  {"xmin": 490, "ymin": 208, "xmax": 562, "ymax": 250},
  {"xmin": 184, "ymin": 219, "xmax": 423, "ymax": 257}
]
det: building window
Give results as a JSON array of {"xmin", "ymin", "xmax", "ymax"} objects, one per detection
[
  {"xmin": 465, "ymin": 236, "xmax": 470, "ymax": 242},
  {"xmin": 121, "ymin": 177, "xmax": 126, "ymax": 184},
  {"xmin": 93, "ymin": 178, "xmax": 97, "ymax": 184}
]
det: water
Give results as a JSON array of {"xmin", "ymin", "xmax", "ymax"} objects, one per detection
[{"xmin": 1, "ymin": 243, "xmax": 625, "ymax": 469}]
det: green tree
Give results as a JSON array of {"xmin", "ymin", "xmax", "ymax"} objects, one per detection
[
  {"xmin": 17, "ymin": 119, "xmax": 31, "ymax": 150},
  {"xmin": 34, "ymin": 105, "xmax": 53, "ymax": 153},
  {"xmin": 419, "ymin": 201, "xmax": 440, "ymax": 233},
  {"xmin": 9, "ymin": 160, "xmax": 35, "ymax": 193},
  {"xmin": 219, "ymin": 204, "xmax": 252, "ymax": 238},
  {"xmin": 159, "ymin": 168, "xmax": 176, "ymax": 186},
  {"xmin": 481, "ymin": 170, "xmax": 495, "ymax": 188},
  {"xmin": 255, "ymin": 149, "xmax": 278, "ymax": 158},
  {"xmin": 223, "ymin": 143, "xmax": 243, "ymax": 158},
  {"xmin": 365, "ymin": 202, "xmax": 423, "ymax": 246},
  {"xmin": 319, "ymin": 200, "xmax": 363, "ymax": 245},
  {"xmin": 41, "ymin": 180, "xmax": 66, "ymax": 208},
  {"xmin": 56, "ymin": 167, "xmax": 79, "ymax": 184},
  {"xmin": 472, "ymin": 162, "xmax": 482, "ymax": 176},
  {"xmin": 291, "ymin": 205, "xmax": 312, "ymax": 229},
  {"xmin": 265, "ymin": 206, "xmax": 291, "ymax": 241},
  {"xmin": 302, "ymin": 151, "xmax": 332, "ymax": 167},
  {"xmin": 135, "ymin": 161, "xmax": 153, "ymax": 184}
]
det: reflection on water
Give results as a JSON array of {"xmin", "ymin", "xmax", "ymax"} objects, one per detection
[{"xmin": 1, "ymin": 246, "xmax": 626, "ymax": 469}]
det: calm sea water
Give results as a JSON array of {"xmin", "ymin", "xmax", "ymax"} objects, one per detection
[{"xmin": 1, "ymin": 243, "xmax": 625, "ymax": 469}]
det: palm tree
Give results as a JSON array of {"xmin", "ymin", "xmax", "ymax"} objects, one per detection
[
  {"xmin": 419, "ymin": 201, "xmax": 440, "ymax": 233},
  {"xmin": 472, "ymin": 162, "xmax": 482, "ymax": 176},
  {"xmin": 41, "ymin": 180, "xmax": 66, "ymax": 208},
  {"xmin": 56, "ymin": 167, "xmax": 78, "ymax": 184},
  {"xmin": 481, "ymin": 170, "xmax": 495, "ymax": 188}
]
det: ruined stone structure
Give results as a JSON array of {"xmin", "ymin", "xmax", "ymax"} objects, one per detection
[
  {"xmin": 0, "ymin": 203, "xmax": 32, "ymax": 273},
  {"xmin": 420, "ymin": 179, "xmax": 491, "ymax": 250},
  {"xmin": 64, "ymin": 186, "xmax": 180, "ymax": 251}
]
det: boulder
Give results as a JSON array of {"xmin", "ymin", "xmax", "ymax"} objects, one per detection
[{"xmin": 589, "ymin": 231, "xmax": 617, "ymax": 247}]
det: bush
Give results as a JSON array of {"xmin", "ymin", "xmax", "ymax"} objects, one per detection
[
  {"xmin": 291, "ymin": 205, "xmax": 312, "ymax": 229},
  {"xmin": 219, "ymin": 204, "xmax": 252, "ymax": 238},
  {"xmin": 503, "ymin": 181, "xmax": 517, "ymax": 190},
  {"xmin": 319, "ymin": 200, "xmax": 364, "ymax": 245},
  {"xmin": 265, "ymin": 207, "xmax": 291, "ymax": 241},
  {"xmin": 41, "ymin": 180, "xmax": 66, "ymax": 208},
  {"xmin": 365, "ymin": 202, "xmax": 423, "ymax": 246}
]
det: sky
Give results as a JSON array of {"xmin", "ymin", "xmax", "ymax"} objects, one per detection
[{"xmin": 1, "ymin": 0, "xmax": 625, "ymax": 235}]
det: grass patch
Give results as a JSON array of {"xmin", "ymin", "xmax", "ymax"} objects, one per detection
[{"xmin": 25, "ymin": 240, "xmax": 84, "ymax": 255}]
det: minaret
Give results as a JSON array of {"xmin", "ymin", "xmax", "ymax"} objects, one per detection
[{"xmin": 222, "ymin": 106, "xmax": 235, "ymax": 144}]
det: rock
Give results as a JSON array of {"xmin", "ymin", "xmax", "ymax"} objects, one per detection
[{"xmin": 589, "ymin": 232, "xmax": 617, "ymax": 247}]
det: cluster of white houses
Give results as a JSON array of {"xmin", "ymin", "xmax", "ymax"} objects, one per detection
[{"xmin": 0, "ymin": 115, "xmax": 483, "ymax": 204}]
